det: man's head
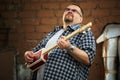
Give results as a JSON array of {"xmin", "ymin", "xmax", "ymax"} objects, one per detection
[{"xmin": 63, "ymin": 4, "xmax": 83, "ymax": 26}]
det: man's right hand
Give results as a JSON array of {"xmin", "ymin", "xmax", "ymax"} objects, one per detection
[{"xmin": 24, "ymin": 51, "xmax": 34, "ymax": 63}]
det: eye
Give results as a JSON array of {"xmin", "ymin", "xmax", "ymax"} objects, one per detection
[
  {"xmin": 64, "ymin": 8, "xmax": 70, "ymax": 11},
  {"xmin": 72, "ymin": 9, "xmax": 77, "ymax": 12}
]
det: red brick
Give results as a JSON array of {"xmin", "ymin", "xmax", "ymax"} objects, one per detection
[
  {"xmin": 8, "ymin": 40, "xmax": 17, "ymax": 48},
  {"xmin": 111, "ymin": 9, "xmax": 120, "ymax": 16},
  {"xmin": 83, "ymin": 17, "xmax": 94, "ymax": 24},
  {"xmin": 25, "ymin": 39, "xmax": 39, "ymax": 48},
  {"xmin": 0, "ymin": 0, "xmax": 12, "ymax": 2},
  {"xmin": 16, "ymin": 26, "xmax": 25, "ymax": 33},
  {"xmin": 103, "ymin": 16, "xmax": 120, "ymax": 23},
  {"xmin": 0, "ymin": 28, "xmax": 9, "ymax": 34},
  {"xmin": 18, "ymin": 0, "xmax": 30, "ymax": 3},
  {"xmin": 16, "ymin": 39, "xmax": 25, "ymax": 48},
  {"xmin": 9, "ymin": 33, "xmax": 17, "ymax": 41},
  {"xmin": 0, "ymin": 41, "xmax": 5, "ymax": 47},
  {"xmin": 21, "ymin": 18, "xmax": 40, "ymax": 25},
  {"xmin": 30, "ymin": 0, "xmax": 40, "ymax": 3},
  {"xmin": 9, "ymin": 27, "xmax": 17, "ymax": 33},
  {"xmin": 1, "ymin": 11, "xmax": 17, "ymax": 18},
  {"xmin": 17, "ymin": 33, "xmax": 25, "ymax": 40},
  {"xmin": 19, "ymin": 11, "xmax": 36, "ymax": 18},
  {"xmin": 25, "ymin": 32, "xmax": 42, "ymax": 40},
  {"xmin": 16, "ymin": 25, "xmax": 35, "ymax": 33},
  {"xmin": 36, "ymin": 25, "xmax": 54, "ymax": 33},
  {"xmin": 0, "ymin": 34, "xmax": 8, "ymax": 40},
  {"xmin": 83, "ymin": 9, "xmax": 91, "ymax": 17},
  {"xmin": 80, "ymin": 1, "xmax": 97, "ymax": 9},
  {"xmin": 60, "ymin": 2, "xmax": 73, "ymax": 9},
  {"xmin": 58, "ymin": 18, "xmax": 63, "ymax": 25},
  {"xmin": 24, "ymin": 25, "xmax": 36, "ymax": 33},
  {"xmin": 41, "ymin": 18, "xmax": 57, "ymax": 25},
  {"xmin": 8, "ymin": 33, "xmax": 25, "ymax": 49},
  {"xmin": 23, "ymin": 3, "xmax": 42, "ymax": 10},
  {"xmin": 0, "ymin": 4, "xmax": 5, "ymax": 10},
  {"xmin": 99, "ymin": 1, "xmax": 117, "ymax": 8},
  {"xmin": 4, "ymin": 19, "xmax": 21, "ymax": 26},
  {"xmin": 37, "ymin": 10, "xmax": 54, "ymax": 17},
  {"xmin": 117, "ymin": 1, "xmax": 120, "ymax": 8},
  {"xmin": 54, "ymin": 10, "xmax": 63, "ymax": 17},
  {"xmin": 42, "ymin": 3, "xmax": 59, "ymax": 9},
  {"xmin": 92, "ymin": 9, "xmax": 110, "ymax": 18}
]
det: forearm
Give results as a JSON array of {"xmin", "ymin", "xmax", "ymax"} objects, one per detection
[
  {"xmin": 68, "ymin": 46, "xmax": 90, "ymax": 66},
  {"xmin": 57, "ymin": 36, "xmax": 92, "ymax": 66}
]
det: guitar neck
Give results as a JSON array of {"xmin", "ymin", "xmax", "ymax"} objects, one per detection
[{"xmin": 27, "ymin": 22, "xmax": 92, "ymax": 70}]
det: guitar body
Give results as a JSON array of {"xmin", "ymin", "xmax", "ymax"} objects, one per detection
[{"xmin": 27, "ymin": 49, "xmax": 48, "ymax": 72}]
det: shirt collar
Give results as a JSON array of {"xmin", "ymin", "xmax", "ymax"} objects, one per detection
[
  {"xmin": 67, "ymin": 23, "xmax": 81, "ymax": 31},
  {"xmin": 56, "ymin": 24, "xmax": 81, "ymax": 31}
]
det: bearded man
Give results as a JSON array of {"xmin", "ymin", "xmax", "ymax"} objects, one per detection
[{"xmin": 24, "ymin": 4, "xmax": 96, "ymax": 80}]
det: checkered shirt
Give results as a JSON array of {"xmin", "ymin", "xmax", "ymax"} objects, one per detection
[{"xmin": 32, "ymin": 24, "xmax": 96, "ymax": 80}]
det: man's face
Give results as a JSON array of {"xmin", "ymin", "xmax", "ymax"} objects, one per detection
[{"xmin": 63, "ymin": 5, "xmax": 83, "ymax": 24}]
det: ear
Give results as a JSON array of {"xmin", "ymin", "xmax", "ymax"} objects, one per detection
[{"xmin": 80, "ymin": 17, "xmax": 83, "ymax": 23}]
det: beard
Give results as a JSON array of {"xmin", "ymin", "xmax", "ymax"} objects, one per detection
[{"xmin": 64, "ymin": 13, "xmax": 74, "ymax": 23}]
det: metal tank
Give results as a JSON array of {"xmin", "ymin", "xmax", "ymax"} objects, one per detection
[
  {"xmin": 102, "ymin": 38, "xmax": 118, "ymax": 80},
  {"xmin": 96, "ymin": 23, "xmax": 120, "ymax": 80}
]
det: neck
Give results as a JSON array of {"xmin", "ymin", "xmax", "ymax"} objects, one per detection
[
  {"xmin": 63, "ymin": 22, "xmax": 73, "ymax": 30},
  {"xmin": 63, "ymin": 22, "xmax": 81, "ymax": 30}
]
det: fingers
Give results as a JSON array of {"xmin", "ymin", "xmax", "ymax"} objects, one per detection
[
  {"xmin": 57, "ymin": 40, "xmax": 65, "ymax": 49},
  {"xmin": 60, "ymin": 36, "xmax": 65, "ymax": 39},
  {"xmin": 57, "ymin": 36, "xmax": 71, "ymax": 49},
  {"xmin": 57, "ymin": 36, "xmax": 65, "ymax": 49},
  {"xmin": 24, "ymin": 51, "xmax": 34, "ymax": 63}
]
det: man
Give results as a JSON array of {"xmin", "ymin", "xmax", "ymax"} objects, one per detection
[{"xmin": 24, "ymin": 4, "xmax": 96, "ymax": 80}]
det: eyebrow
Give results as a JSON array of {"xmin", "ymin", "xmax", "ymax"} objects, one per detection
[{"xmin": 64, "ymin": 8, "xmax": 82, "ymax": 17}]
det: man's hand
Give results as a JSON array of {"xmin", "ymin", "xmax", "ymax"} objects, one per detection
[
  {"xmin": 57, "ymin": 36, "xmax": 71, "ymax": 50},
  {"xmin": 24, "ymin": 51, "xmax": 34, "ymax": 63}
]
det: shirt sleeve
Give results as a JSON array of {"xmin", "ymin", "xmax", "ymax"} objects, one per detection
[
  {"xmin": 32, "ymin": 39, "xmax": 46, "ymax": 53},
  {"xmin": 32, "ymin": 32, "xmax": 52, "ymax": 53},
  {"xmin": 80, "ymin": 30, "xmax": 96, "ymax": 64}
]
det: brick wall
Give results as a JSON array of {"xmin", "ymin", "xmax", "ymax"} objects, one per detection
[{"xmin": 0, "ymin": 0, "xmax": 120, "ymax": 80}]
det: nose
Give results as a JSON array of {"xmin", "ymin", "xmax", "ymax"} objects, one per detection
[{"xmin": 67, "ymin": 11, "xmax": 73, "ymax": 14}]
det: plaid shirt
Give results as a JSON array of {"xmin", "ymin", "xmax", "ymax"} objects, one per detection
[{"xmin": 32, "ymin": 24, "xmax": 96, "ymax": 80}]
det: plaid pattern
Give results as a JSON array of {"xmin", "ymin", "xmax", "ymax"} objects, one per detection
[{"xmin": 32, "ymin": 24, "xmax": 96, "ymax": 80}]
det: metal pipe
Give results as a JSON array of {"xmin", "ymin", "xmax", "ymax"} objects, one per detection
[
  {"xmin": 102, "ymin": 38, "xmax": 118, "ymax": 80},
  {"xmin": 118, "ymin": 37, "xmax": 120, "ymax": 80}
]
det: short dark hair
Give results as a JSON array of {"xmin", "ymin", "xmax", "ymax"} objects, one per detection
[{"xmin": 71, "ymin": 3, "xmax": 84, "ymax": 17}]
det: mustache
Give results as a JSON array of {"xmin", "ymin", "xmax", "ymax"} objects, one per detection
[{"xmin": 65, "ymin": 12, "xmax": 74, "ymax": 17}]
